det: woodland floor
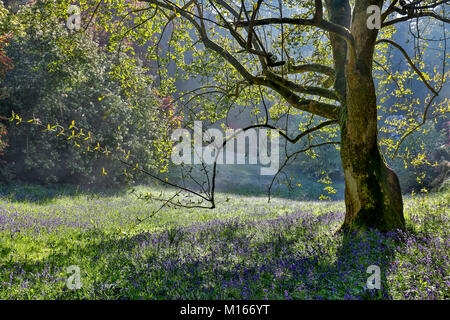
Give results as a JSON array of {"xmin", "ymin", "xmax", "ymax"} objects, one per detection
[{"xmin": 0, "ymin": 184, "xmax": 448, "ymax": 299}]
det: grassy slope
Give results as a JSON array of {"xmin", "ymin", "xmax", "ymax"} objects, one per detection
[{"xmin": 0, "ymin": 184, "xmax": 448, "ymax": 299}]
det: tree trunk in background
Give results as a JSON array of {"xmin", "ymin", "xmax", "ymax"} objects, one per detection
[{"xmin": 326, "ymin": 0, "xmax": 405, "ymax": 232}]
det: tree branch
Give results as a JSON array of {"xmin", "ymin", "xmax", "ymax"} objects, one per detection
[
  {"xmin": 267, "ymin": 140, "xmax": 340, "ymax": 202},
  {"xmin": 242, "ymin": 119, "xmax": 339, "ymax": 144},
  {"xmin": 383, "ymin": 4, "xmax": 450, "ymax": 27},
  {"xmin": 313, "ymin": 0, "xmax": 323, "ymax": 23},
  {"xmin": 381, "ymin": 0, "xmax": 399, "ymax": 22},
  {"xmin": 262, "ymin": 69, "xmax": 339, "ymax": 101},
  {"xmin": 144, "ymin": 0, "xmax": 255, "ymax": 82},
  {"xmin": 234, "ymin": 17, "xmax": 354, "ymax": 47},
  {"xmin": 254, "ymin": 76, "xmax": 340, "ymax": 119},
  {"xmin": 286, "ymin": 62, "xmax": 335, "ymax": 77},
  {"xmin": 376, "ymin": 39, "xmax": 439, "ymax": 95}
]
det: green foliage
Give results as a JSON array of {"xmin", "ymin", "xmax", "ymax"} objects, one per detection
[
  {"xmin": 387, "ymin": 121, "xmax": 446, "ymax": 192},
  {"xmin": 0, "ymin": 2, "xmax": 166, "ymax": 185},
  {"xmin": 375, "ymin": 23, "xmax": 450, "ymax": 192}
]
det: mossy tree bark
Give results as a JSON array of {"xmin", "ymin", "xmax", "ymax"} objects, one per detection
[
  {"xmin": 341, "ymin": 72, "xmax": 405, "ymax": 232},
  {"xmin": 331, "ymin": 0, "xmax": 405, "ymax": 232}
]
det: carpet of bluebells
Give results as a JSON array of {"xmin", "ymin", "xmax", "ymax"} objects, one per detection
[{"xmin": 0, "ymin": 183, "xmax": 448, "ymax": 300}]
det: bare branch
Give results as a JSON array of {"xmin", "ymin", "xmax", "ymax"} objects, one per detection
[
  {"xmin": 210, "ymin": 120, "xmax": 339, "ymax": 203},
  {"xmin": 267, "ymin": 140, "xmax": 340, "ymax": 201}
]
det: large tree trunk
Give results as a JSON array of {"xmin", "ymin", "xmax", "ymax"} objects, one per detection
[
  {"xmin": 326, "ymin": 0, "xmax": 405, "ymax": 232},
  {"xmin": 340, "ymin": 71, "xmax": 405, "ymax": 232}
]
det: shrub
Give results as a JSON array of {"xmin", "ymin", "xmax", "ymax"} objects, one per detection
[{"xmin": 0, "ymin": 2, "xmax": 168, "ymax": 186}]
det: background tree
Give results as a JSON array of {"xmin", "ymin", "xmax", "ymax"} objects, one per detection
[
  {"xmin": 0, "ymin": 1, "xmax": 16, "ymax": 179},
  {"xmin": 0, "ymin": 1, "xmax": 173, "ymax": 185}
]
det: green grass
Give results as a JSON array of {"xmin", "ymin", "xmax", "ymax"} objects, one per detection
[{"xmin": 0, "ymin": 184, "xmax": 448, "ymax": 299}]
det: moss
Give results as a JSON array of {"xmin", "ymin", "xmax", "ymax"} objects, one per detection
[{"xmin": 341, "ymin": 134, "xmax": 405, "ymax": 233}]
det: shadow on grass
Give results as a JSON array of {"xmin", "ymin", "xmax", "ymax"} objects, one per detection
[
  {"xmin": 0, "ymin": 199, "xmax": 407, "ymax": 300},
  {"xmin": 0, "ymin": 182, "xmax": 130, "ymax": 204},
  {"xmin": 40, "ymin": 222, "xmax": 401, "ymax": 299},
  {"xmin": 328, "ymin": 230, "xmax": 398, "ymax": 299}
]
